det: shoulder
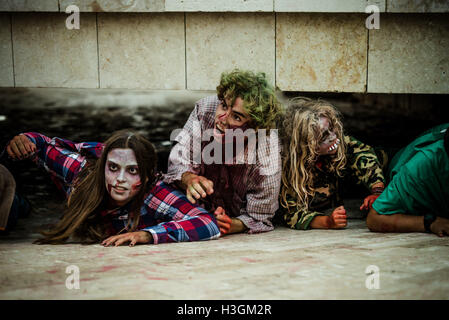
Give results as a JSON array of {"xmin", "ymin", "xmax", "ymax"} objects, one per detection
[{"xmin": 195, "ymin": 95, "xmax": 220, "ymax": 116}]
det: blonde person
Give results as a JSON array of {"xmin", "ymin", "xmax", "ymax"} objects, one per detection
[{"xmin": 278, "ymin": 97, "xmax": 386, "ymax": 230}]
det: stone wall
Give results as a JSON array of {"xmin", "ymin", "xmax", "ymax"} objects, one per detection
[{"xmin": 0, "ymin": 1, "xmax": 448, "ymax": 93}]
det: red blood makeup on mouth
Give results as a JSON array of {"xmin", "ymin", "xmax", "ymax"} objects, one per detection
[{"xmin": 107, "ymin": 184, "xmax": 112, "ymax": 194}]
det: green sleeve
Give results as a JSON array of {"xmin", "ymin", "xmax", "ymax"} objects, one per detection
[
  {"xmin": 345, "ymin": 135, "xmax": 385, "ymax": 190},
  {"xmin": 281, "ymin": 192, "xmax": 323, "ymax": 230}
]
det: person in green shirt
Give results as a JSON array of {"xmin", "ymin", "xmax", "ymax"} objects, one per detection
[{"xmin": 367, "ymin": 123, "xmax": 449, "ymax": 237}]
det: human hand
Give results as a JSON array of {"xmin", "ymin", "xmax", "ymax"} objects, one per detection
[
  {"xmin": 329, "ymin": 206, "xmax": 347, "ymax": 229},
  {"xmin": 101, "ymin": 231, "xmax": 152, "ymax": 247},
  {"xmin": 181, "ymin": 172, "xmax": 214, "ymax": 204},
  {"xmin": 360, "ymin": 194, "xmax": 380, "ymax": 211},
  {"xmin": 430, "ymin": 217, "xmax": 449, "ymax": 237},
  {"xmin": 213, "ymin": 206, "xmax": 232, "ymax": 235},
  {"xmin": 6, "ymin": 134, "xmax": 36, "ymax": 160}
]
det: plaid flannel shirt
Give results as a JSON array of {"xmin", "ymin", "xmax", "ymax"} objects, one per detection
[
  {"xmin": 22, "ymin": 132, "xmax": 220, "ymax": 244},
  {"xmin": 164, "ymin": 95, "xmax": 282, "ymax": 234}
]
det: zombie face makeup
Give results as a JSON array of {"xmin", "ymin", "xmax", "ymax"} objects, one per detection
[
  {"xmin": 214, "ymin": 97, "xmax": 251, "ymax": 141},
  {"xmin": 104, "ymin": 148, "xmax": 141, "ymax": 207},
  {"xmin": 317, "ymin": 116, "xmax": 340, "ymax": 156}
]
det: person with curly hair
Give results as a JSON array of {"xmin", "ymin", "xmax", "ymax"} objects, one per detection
[
  {"xmin": 278, "ymin": 97, "xmax": 386, "ymax": 230},
  {"xmin": 165, "ymin": 69, "xmax": 283, "ymax": 236},
  {"xmin": 3, "ymin": 130, "xmax": 220, "ymax": 245}
]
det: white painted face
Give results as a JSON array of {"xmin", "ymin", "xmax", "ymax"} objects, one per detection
[
  {"xmin": 317, "ymin": 116, "xmax": 340, "ymax": 156},
  {"xmin": 104, "ymin": 148, "xmax": 141, "ymax": 207}
]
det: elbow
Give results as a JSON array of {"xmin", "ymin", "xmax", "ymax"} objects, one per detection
[
  {"xmin": 366, "ymin": 207, "xmax": 396, "ymax": 233},
  {"xmin": 366, "ymin": 208, "xmax": 382, "ymax": 232}
]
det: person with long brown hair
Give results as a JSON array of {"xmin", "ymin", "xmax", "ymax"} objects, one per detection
[
  {"xmin": 4, "ymin": 130, "xmax": 220, "ymax": 245},
  {"xmin": 278, "ymin": 97, "xmax": 386, "ymax": 230}
]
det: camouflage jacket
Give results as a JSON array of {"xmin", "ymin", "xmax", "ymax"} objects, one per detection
[{"xmin": 280, "ymin": 135, "xmax": 386, "ymax": 230}]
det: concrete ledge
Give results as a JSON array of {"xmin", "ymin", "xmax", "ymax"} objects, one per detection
[
  {"xmin": 275, "ymin": 0, "xmax": 386, "ymax": 13},
  {"xmin": 1, "ymin": 0, "xmax": 448, "ymax": 13},
  {"xmin": 0, "ymin": 0, "xmax": 59, "ymax": 12},
  {"xmin": 387, "ymin": 0, "xmax": 449, "ymax": 13}
]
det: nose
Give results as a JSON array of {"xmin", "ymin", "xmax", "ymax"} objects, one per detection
[
  {"xmin": 218, "ymin": 109, "xmax": 231, "ymax": 123},
  {"xmin": 116, "ymin": 169, "xmax": 127, "ymax": 183}
]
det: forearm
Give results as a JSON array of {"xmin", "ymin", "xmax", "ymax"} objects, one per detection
[
  {"xmin": 142, "ymin": 213, "xmax": 220, "ymax": 244},
  {"xmin": 367, "ymin": 208, "xmax": 425, "ymax": 233},
  {"xmin": 310, "ymin": 215, "xmax": 332, "ymax": 229}
]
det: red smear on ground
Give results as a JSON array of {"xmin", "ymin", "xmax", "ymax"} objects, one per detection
[
  {"xmin": 99, "ymin": 265, "xmax": 118, "ymax": 272},
  {"xmin": 46, "ymin": 270, "xmax": 58, "ymax": 274},
  {"xmin": 146, "ymin": 276, "xmax": 169, "ymax": 281},
  {"xmin": 240, "ymin": 257, "xmax": 258, "ymax": 263}
]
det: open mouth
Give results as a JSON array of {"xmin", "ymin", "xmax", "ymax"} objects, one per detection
[
  {"xmin": 113, "ymin": 186, "xmax": 128, "ymax": 193},
  {"xmin": 328, "ymin": 138, "xmax": 340, "ymax": 152},
  {"xmin": 215, "ymin": 122, "xmax": 226, "ymax": 135}
]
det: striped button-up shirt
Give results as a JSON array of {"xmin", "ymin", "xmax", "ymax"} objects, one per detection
[
  {"xmin": 164, "ymin": 95, "xmax": 282, "ymax": 233},
  {"xmin": 21, "ymin": 132, "xmax": 220, "ymax": 244}
]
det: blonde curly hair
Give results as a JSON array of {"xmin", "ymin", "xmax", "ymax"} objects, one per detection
[{"xmin": 280, "ymin": 97, "xmax": 347, "ymax": 212}]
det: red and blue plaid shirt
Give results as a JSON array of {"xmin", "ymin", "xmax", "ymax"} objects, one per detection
[{"xmin": 22, "ymin": 132, "xmax": 220, "ymax": 244}]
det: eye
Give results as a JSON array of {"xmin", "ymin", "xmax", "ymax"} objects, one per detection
[
  {"xmin": 128, "ymin": 167, "xmax": 139, "ymax": 175},
  {"xmin": 320, "ymin": 131, "xmax": 330, "ymax": 143},
  {"xmin": 108, "ymin": 163, "xmax": 118, "ymax": 171},
  {"xmin": 233, "ymin": 113, "xmax": 241, "ymax": 122}
]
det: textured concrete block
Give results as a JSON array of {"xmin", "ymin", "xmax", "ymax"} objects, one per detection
[
  {"xmin": 186, "ymin": 12, "xmax": 275, "ymax": 90},
  {"xmin": 275, "ymin": 0, "xmax": 385, "ymax": 12},
  {"xmin": 59, "ymin": 0, "xmax": 165, "ymax": 12},
  {"xmin": 368, "ymin": 14, "xmax": 449, "ymax": 93},
  {"xmin": 98, "ymin": 13, "xmax": 185, "ymax": 89},
  {"xmin": 0, "ymin": 0, "xmax": 59, "ymax": 11},
  {"xmin": 388, "ymin": 0, "xmax": 449, "ymax": 12},
  {"xmin": 12, "ymin": 13, "xmax": 98, "ymax": 88},
  {"xmin": 166, "ymin": 0, "xmax": 273, "ymax": 12},
  {"xmin": 0, "ymin": 14, "xmax": 14, "ymax": 87},
  {"xmin": 276, "ymin": 13, "xmax": 367, "ymax": 92}
]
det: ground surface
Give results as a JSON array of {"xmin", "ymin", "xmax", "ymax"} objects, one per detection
[
  {"xmin": 1, "ymin": 217, "xmax": 449, "ymax": 300},
  {"xmin": 1, "ymin": 88, "xmax": 448, "ymax": 300}
]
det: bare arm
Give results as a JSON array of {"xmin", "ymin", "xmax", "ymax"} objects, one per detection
[{"xmin": 366, "ymin": 207, "xmax": 426, "ymax": 233}]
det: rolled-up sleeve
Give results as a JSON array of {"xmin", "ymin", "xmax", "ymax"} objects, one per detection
[{"xmin": 237, "ymin": 140, "xmax": 282, "ymax": 234}]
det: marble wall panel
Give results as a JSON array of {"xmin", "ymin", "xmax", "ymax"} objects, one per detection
[
  {"xmin": 276, "ymin": 13, "xmax": 367, "ymax": 92},
  {"xmin": 0, "ymin": 14, "xmax": 14, "ymax": 87},
  {"xmin": 0, "ymin": 0, "xmax": 59, "ymax": 11},
  {"xmin": 98, "ymin": 13, "xmax": 185, "ymax": 89},
  {"xmin": 59, "ymin": 0, "xmax": 165, "ymax": 12},
  {"xmin": 186, "ymin": 12, "xmax": 275, "ymax": 90},
  {"xmin": 275, "ymin": 0, "xmax": 385, "ymax": 12},
  {"xmin": 165, "ymin": 0, "xmax": 273, "ymax": 12},
  {"xmin": 12, "ymin": 13, "xmax": 98, "ymax": 88},
  {"xmin": 368, "ymin": 14, "xmax": 449, "ymax": 93},
  {"xmin": 388, "ymin": 0, "xmax": 449, "ymax": 12}
]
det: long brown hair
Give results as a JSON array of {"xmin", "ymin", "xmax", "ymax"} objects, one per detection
[
  {"xmin": 35, "ymin": 130, "xmax": 157, "ymax": 244},
  {"xmin": 280, "ymin": 97, "xmax": 346, "ymax": 212}
]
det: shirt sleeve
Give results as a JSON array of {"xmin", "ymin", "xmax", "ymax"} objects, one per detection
[
  {"xmin": 280, "ymin": 192, "xmax": 324, "ymax": 230},
  {"xmin": 372, "ymin": 168, "xmax": 411, "ymax": 215},
  {"xmin": 22, "ymin": 132, "xmax": 103, "ymax": 196},
  {"xmin": 140, "ymin": 181, "xmax": 220, "ymax": 244},
  {"xmin": 236, "ymin": 139, "xmax": 282, "ymax": 234},
  {"xmin": 345, "ymin": 135, "xmax": 386, "ymax": 192},
  {"xmin": 163, "ymin": 103, "xmax": 203, "ymax": 184}
]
